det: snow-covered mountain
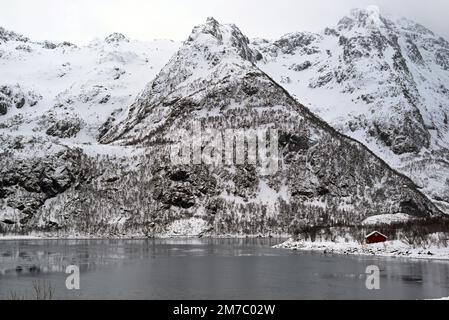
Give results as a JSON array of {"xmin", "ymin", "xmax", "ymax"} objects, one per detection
[
  {"xmin": 0, "ymin": 11, "xmax": 447, "ymax": 238},
  {"xmin": 98, "ymin": 17, "xmax": 439, "ymax": 236},
  {"xmin": 0, "ymin": 27, "xmax": 179, "ymax": 235},
  {"xmin": 0, "ymin": 27, "xmax": 179, "ymax": 143},
  {"xmin": 254, "ymin": 6, "xmax": 449, "ymax": 212}
]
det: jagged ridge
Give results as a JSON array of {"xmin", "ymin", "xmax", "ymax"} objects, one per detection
[{"xmin": 254, "ymin": 6, "xmax": 449, "ymax": 210}]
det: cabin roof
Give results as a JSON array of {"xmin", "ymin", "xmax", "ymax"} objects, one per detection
[{"xmin": 365, "ymin": 231, "xmax": 388, "ymax": 239}]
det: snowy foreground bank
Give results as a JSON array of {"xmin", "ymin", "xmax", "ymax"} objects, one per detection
[{"xmin": 275, "ymin": 239, "xmax": 449, "ymax": 261}]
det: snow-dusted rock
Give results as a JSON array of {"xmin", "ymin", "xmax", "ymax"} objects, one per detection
[
  {"xmin": 0, "ymin": 27, "xmax": 29, "ymax": 43},
  {"xmin": 105, "ymin": 33, "xmax": 129, "ymax": 44},
  {"xmin": 254, "ymin": 6, "xmax": 449, "ymax": 209},
  {"xmin": 45, "ymin": 117, "xmax": 82, "ymax": 138}
]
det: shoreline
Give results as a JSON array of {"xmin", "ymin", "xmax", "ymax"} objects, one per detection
[
  {"xmin": 275, "ymin": 239, "xmax": 449, "ymax": 262},
  {"xmin": 2, "ymin": 234, "xmax": 449, "ymax": 262},
  {"xmin": 0, "ymin": 233, "xmax": 289, "ymax": 241}
]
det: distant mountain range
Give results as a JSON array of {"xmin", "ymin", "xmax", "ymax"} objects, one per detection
[{"xmin": 0, "ymin": 6, "xmax": 447, "ymax": 238}]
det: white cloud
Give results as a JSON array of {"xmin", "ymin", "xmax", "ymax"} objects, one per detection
[{"xmin": 0, "ymin": 0, "xmax": 448, "ymax": 44}]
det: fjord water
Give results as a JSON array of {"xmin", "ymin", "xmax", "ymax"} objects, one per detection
[{"xmin": 0, "ymin": 239, "xmax": 448, "ymax": 300}]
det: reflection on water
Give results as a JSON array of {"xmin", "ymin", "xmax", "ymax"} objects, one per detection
[
  {"xmin": 0, "ymin": 239, "xmax": 282, "ymax": 276},
  {"xmin": 1, "ymin": 238, "xmax": 449, "ymax": 300}
]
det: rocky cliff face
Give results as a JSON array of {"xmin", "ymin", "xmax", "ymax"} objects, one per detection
[
  {"xmin": 0, "ymin": 146, "xmax": 84, "ymax": 227},
  {"xmin": 254, "ymin": 6, "xmax": 449, "ymax": 210}
]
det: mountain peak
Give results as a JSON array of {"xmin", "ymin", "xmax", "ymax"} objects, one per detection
[
  {"xmin": 186, "ymin": 18, "xmax": 261, "ymax": 64},
  {"xmin": 206, "ymin": 16, "xmax": 220, "ymax": 26},
  {"xmin": 105, "ymin": 32, "xmax": 129, "ymax": 44},
  {"xmin": 352, "ymin": 5, "xmax": 381, "ymax": 17},
  {"xmin": 350, "ymin": 5, "xmax": 381, "ymax": 20},
  {"xmin": 100, "ymin": 18, "xmax": 262, "ymax": 144},
  {"xmin": 338, "ymin": 5, "xmax": 387, "ymax": 32},
  {"xmin": 188, "ymin": 16, "xmax": 224, "ymax": 42}
]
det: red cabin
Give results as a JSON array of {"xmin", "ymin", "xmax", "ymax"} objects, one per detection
[{"xmin": 365, "ymin": 231, "xmax": 388, "ymax": 244}]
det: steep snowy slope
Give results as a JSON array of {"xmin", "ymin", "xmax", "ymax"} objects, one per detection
[{"xmin": 254, "ymin": 6, "xmax": 449, "ymax": 211}]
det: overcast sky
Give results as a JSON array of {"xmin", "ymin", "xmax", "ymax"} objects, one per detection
[{"xmin": 1, "ymin": 0, "xmax": 448, "ymax": 44}]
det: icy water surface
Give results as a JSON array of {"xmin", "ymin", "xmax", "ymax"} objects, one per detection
[{"xmin": 0, "ymin": 238, "xmax": 448, "ymax": 300}]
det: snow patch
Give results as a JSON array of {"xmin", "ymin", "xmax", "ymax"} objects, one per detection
[
  {"xmin": 276, "ymin": 238, "xmax": 449, "ymax": 261},
  {"xmin": 164, "ymin": 218, "xmax": 209, "ymax": 237},
  {"xmin": 362, "ymin": 213, "xmax": 415, "ymax": 226}
]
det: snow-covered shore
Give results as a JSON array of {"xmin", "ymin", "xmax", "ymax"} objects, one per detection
[
  {"xmin": 275, "ymin": 239, "xmax": 449, "ymax": 261},
  {"xmin": 0, "ymin": 232, "xmax": 289, "ymax": 241},
  {"xmin": 0, "ymin": 235, "xmax": 47, "ymax": 240},
  {"xmin": 3, "ymin": 233, "xmax": 449, "ymax": 263}
]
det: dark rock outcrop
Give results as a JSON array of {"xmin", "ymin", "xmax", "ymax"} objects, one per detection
[
  {"xmin": 105, "ymin": 33, "xmax": 129, "ymax": 44},
  {"xmin": 0, "ymin": 149, "xmax": 84, "ymax": 225},
  {"xmin": 46, "ymin": 118, "xmax": 82, "ymax": 138}
]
